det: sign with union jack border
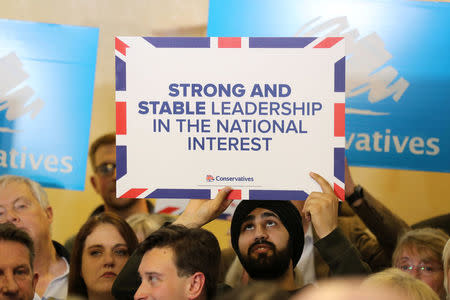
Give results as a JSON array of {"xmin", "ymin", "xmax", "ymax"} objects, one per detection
[{"xmin": 115, "ymin": 37, "xmax": 345, "ymax": 201}]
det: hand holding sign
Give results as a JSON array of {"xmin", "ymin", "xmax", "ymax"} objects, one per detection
[
  {"xmin": 174, "ymin": 186, "xmax": 233, "ymax": 228},
  {"xmin": 302, "ymin": 172, "xmax": 339, "ymax": 239}
]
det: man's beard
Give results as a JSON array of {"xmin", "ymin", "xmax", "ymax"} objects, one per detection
[{"xmin": 240, "ymin": 239, "xmax": 292, "ymax": 280}]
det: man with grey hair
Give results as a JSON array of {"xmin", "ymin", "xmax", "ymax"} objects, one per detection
[
  {"xmin": 0, "ymin": 222, "xmax": 38, "ymax": 300},
  {"xmin": 0, "ymin": 175, "xmax": 69, "ymax": 300}
]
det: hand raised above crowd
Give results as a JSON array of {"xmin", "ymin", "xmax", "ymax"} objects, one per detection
[
  {"xmin": 173, "ymin": 186, "xmax": 233, "ymax": 228},
  {"xmin": 302, "ymin": 172, "xmax": 339, "ymax": 239}
]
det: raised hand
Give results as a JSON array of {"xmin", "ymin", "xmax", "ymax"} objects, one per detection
[
  {"xmin": 302, "ymin": 172, "xmax": 339, "ymax": 239},
  {"xmin": 174, "ymin": 187, "xmax": 233, "ymax": 228}
]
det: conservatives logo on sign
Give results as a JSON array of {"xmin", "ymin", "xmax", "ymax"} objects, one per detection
[
  {"xmin": 296, "ymin": 16, "xmax": 409, "ymax": 115},
  {"xmin": 0, "ymin": 52, "xmax": 73, "ymax": 174},
  {"xmin": 296, "ymin": 16, "xmax": 441, "ymax": 163},
  {"xmin": 0, "ymin": 52, "xmax": 45, "ymax": 133},
  {"xmin": 206, "ymin": 174, "xmax": 255, "ymax": 183}
]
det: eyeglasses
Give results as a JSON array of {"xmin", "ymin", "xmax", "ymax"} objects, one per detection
[
  {"xmin": 94, "ymin": 162, "xmax": 116, "ymax": 176},
  {"xmin": 396, "ymin": 263, "xmax": 443, "ymax": 275}
]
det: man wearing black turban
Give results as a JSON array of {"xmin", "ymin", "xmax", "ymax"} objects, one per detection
[
  {"xmin": 228, "ymin": 172, "xmax": 370, "ymax": 292},
  {"xmin": 112, "ymin": 173, "xmax": 370, "ymax": 298},
  {"xmin": 230, "ymin": 200, "xmax": 304, "ymax": 284}
]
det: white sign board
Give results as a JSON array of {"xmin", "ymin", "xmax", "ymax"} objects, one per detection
[{"xmin": 115, "ymin": 37, "xmax": 345, "ymax": 201}]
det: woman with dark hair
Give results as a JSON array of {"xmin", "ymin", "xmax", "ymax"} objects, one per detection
[{"xmin": 68, "ymin": 212, "xmax": 138, "ymax": 300}]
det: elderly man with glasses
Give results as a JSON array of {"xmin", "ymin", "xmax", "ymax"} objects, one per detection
[{"xmin": 0, "ymin": 177, "xmax": 70, "ymax": 300}]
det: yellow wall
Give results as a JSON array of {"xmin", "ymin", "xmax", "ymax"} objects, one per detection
[{"xmin": 1, "ymin": 0, "xmax": 449, "ymax": 248}]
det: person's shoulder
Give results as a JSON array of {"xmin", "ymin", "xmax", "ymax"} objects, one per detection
[
  {"xmin": 289, "ymin": 283, "xmax": 312, "ymax": 296},
  {"xmin": 91, "ymin": 204, "xmax": 105, "ymax": 216},
  {"xmin": 53, "ymin": 240, "xmax": 70, "ymax": 261},
  {"xmin": 215, "ymin": 283, "xmax": 233, "ymax": 298}
]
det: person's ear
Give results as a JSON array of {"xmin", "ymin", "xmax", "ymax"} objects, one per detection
[
  {"xmin": 185, "ymin": 272, "xmax": 205, "ymax": 300},
  {"xmin": 32, "ymin": 272, "xmax": 39, "ymax": 291},
  {"xmin": 90, "ymin": 175, "xmax": 99, "ymax": 192},
  {"xmin": 45, "ymin": 206, "xmax": 53, "ymax": 223}
]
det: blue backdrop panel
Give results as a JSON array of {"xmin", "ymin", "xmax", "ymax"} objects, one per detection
[
  {"xmin": 0, "ymin": 19, "xmax": 99, "ymax": 189},
  {"xmin": 208, "ymin": 0, "xmax": 450, "ymax": 173}
]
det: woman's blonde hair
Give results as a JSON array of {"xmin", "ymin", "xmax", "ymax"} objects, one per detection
[
  {"xmin": 443, "ymin": 239, "xmax": 450, "ymax": 300},
  {"xmin": 363, "ymin": 268, "xmax": 440, "ymax": 300},
  {"xmin": 393, "ymin": 227, "xmax": 449, "ymax": 265}
]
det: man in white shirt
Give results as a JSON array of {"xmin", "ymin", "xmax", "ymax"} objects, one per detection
[{"xmin": 0, "ymin": 175, "xmax": 69, "ymax": 300}]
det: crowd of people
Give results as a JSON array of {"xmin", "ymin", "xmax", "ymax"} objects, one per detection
[{"xmin": 0, "ymin": 132, "xmax": 449, "ymax": 300}]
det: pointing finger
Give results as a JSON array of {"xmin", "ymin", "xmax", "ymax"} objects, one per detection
[{"xmin": 310, "ymin": 172, "xmax": 334, "ymax": 195}]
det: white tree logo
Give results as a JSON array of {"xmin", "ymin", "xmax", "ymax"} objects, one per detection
[
  {"xmin": 0, "ymin": 52, "xmax": 45, "ymax": 132},
  {"xmin": 296, "ymin": 16, "xmax": 409, "ymax": 116}
]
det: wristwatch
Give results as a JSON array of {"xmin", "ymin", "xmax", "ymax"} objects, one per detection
[{"xmin": 346, "ymin": 184, "xmax": 364, "ymax": 206}]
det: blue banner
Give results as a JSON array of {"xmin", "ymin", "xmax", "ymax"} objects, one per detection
[
  {"xmin": 208, "ymin": 0, "xmax": 450, "ymax": 173},
  {"xmin": 0, "ymin": 19, "xmax": 99, "ymax": 189}
]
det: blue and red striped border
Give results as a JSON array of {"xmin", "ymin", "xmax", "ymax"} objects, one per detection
[{"xmin": 116, "ymin": 37, "xmax": 345, "ymax": 200}]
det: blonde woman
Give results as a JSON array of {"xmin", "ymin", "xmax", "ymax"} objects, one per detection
[
  {"xmin": 363, "ymin": 268, "xmax": 440, "ymax": 300},
  {"xmin": 392, "ymin": 228, "xmax": 448, "ymax": 299},
  {"xmin": 443, "ymin": 239, "xmax": 450, "ymax": 300}
]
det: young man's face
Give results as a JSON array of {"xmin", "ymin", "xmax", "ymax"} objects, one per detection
[
  {"xmin": 90, "ymin": 144, "xmax": 138, "ymax": 211},
  {"xmin": 135, "ymin": 247, "xmax": 191, "ymax": 300},
  {"xmin": 0, "ymin": 182, "xmax": 52, "ymax": 244},
  {"xmin": 0, "ymin": 240, "xmax": 38, "ymax": 300},
  {"xmin": 237, "ymin": 207, "xmax": 291, "ymax": 279}
]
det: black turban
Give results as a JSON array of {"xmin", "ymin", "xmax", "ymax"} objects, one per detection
[{"xmin": 230, "ymin": 200, "xmax": 304, "ymax": 268}]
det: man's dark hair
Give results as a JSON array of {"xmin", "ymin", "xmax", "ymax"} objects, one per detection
[
  {"xmin": 0, "ymin": 223, "xmax": 35, "ymax": 270},
  {"xmin": 138, "ymin": 224, "xmax": 221, "ymax": 300},
  {"xmin": 89, "ymin": 132, "xmax": 115, "ymax": 169}
]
